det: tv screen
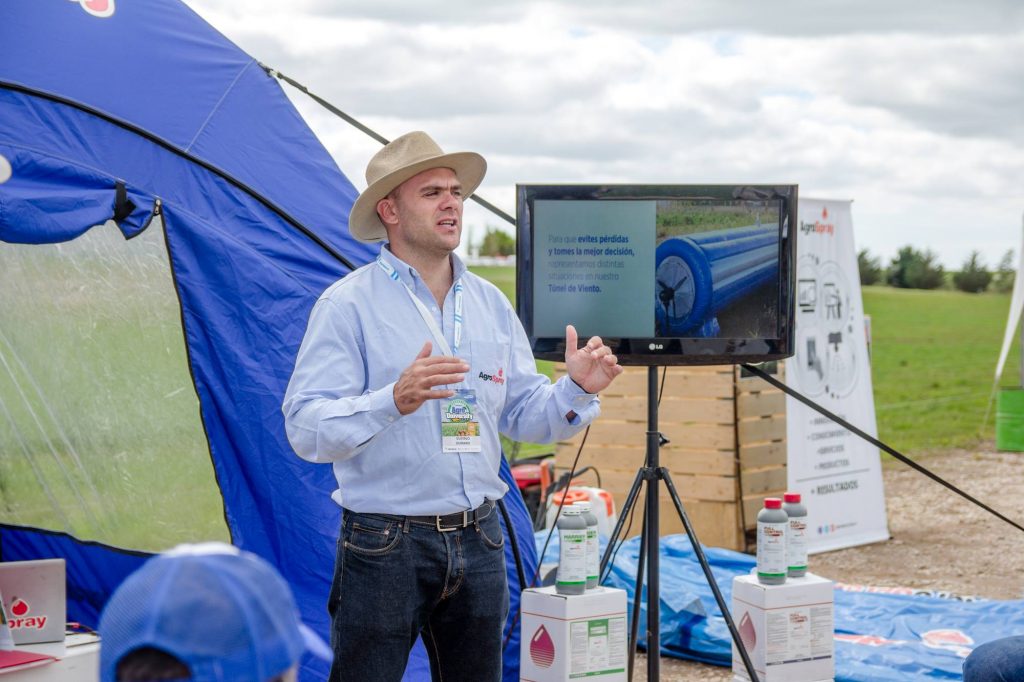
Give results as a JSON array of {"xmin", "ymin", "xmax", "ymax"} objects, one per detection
[{"xmin": 515, "ymin": 184, "xmax": 797, "ymax": 365}]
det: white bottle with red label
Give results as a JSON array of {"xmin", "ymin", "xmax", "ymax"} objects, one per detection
[
  {"xmin": 783, "ymin": 492, "xmax": 808, "ymax": 578},
  {"xmin": 756, "ymin": 497, "xmax": 788, "ymax": 585}
]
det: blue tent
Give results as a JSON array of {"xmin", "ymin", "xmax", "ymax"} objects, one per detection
[{"xmin": 0, "ymin": 2, "xmax": 537, "ymax": 680}]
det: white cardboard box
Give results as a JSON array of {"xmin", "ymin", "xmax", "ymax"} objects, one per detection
[
  {"xmin": 731, "ymin": 572, "xmax": 834, "ymax": 682},
  {"xmin": 520, "ymin": 586, "xmax": 628, "ymax": 682}
]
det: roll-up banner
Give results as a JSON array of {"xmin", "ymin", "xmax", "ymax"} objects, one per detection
[{"xmin": 785, "ymin": 199, "xmax": 890, "ymax": 552}]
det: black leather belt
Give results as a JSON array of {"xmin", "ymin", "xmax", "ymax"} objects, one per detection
[{"xmin": 403, "ymin": 499, "xmax": 495, "ymax": 532}]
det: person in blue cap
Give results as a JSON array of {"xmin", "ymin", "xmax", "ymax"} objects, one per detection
[
  {"xmin": 98, "ymin": 542, "xmax": 331, "ymax": 682},
  {"xmin": 283, "ymin": 131, "xmax": 623, "ymax": 681}
]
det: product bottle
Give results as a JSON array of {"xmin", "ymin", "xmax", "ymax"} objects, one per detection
[
  {"xmin": 573, "ymin": 501, "xmax": 600, "ymax": 590},
  {"xmin": 783, "ymin": 492, "xmax": 808, "ymax": 578},
  {"xmin": 556, "ymin": 505, "xmax": 588, "ymax": 595},
  {"xmin": 756, "ymin": 498, "xmax": 788, "ymax": 585}
]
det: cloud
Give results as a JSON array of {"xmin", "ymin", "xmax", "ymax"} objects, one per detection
[{"xmin": 184, "ymin": 0, "xmax": 1024, "ymax": 266}]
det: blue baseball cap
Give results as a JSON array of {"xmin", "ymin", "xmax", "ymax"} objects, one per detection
[{"xmin": 98, "ymin": 543, "xmax": 330, "ymax": 682}]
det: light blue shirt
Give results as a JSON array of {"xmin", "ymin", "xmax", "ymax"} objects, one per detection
[{"xmin": 282, "ymin": 246, "xmax": 600, "ymax": 515}]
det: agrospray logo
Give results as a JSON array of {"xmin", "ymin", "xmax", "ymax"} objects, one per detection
[
  {"xmin": 5, "ymin": 597, "xmax": 49, "ymax": 631},
  {"xmin": 69, "ymin": 0, "xmax": 116, "ymax": 19},
  {"xmin": 478, "ymin": 368, "xmax": 505, "ymax": 385},
  {"xmin": 800, "ymin": 206, "xmax": 835, "ymax": 237}
]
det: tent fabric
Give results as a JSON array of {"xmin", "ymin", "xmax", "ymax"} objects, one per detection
[
  {"xmin": 0, "ymin": 2, "xmax": 538, "ymax": 680},
  {"xmin": 0, "ymin": 524, "xmax": 151, "ymax": 629},
  {"xmin": 993, "ymin": 220, "xmax": 1024, "ymax": 382},
  {"xmin": 0, "ymin": 1, "xmax": 372, "ymax": 265}
]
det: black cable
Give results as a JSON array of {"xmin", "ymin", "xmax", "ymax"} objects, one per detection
[
  {"xmin": 533, "ymin": 465, "xmax": 603, "ymax": 530},
  {"xmin": 496, "ymin": 497, "xmax": 527, "ymax": 595},
  {"xmin": 264, "ymin": 66, "xmax": 517, "ymax": 228},
  {"xmin": 741, "ymin": 363, "xmax": 1024, "ymax": 534}
]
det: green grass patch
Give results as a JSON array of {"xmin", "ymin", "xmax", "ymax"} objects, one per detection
[{"xmin": 864, "ymin": 285, "xmax": 1017, "ymax": 454}]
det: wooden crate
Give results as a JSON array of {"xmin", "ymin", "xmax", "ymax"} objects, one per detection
[{"xmin": 553, "ymin": 363, "xmax": 786, "ymax": 551}]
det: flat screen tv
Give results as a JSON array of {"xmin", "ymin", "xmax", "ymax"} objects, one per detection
[{"xmin": 515, "ymin": 184, "xmax": 797, "ymax": 365}]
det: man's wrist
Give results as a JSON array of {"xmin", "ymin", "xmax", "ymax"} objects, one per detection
[{"xmin": 569, "ymin": 376, "xmax": 595, "ymax": 395}]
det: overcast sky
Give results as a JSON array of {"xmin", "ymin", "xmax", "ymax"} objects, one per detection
[{"xmin": 186, "ymin": 0, "xmax": 1024, "ymax": 268}]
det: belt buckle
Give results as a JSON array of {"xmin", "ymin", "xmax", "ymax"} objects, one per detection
[{"xmin": 436, "ymin": 510, "xmax": 468, "ymax": 532}]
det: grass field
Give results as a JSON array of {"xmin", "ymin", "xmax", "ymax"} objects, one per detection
[
  {"xmin": 864, "ymin": 285, "xmax": 1019, "ymax": 452},
  {"xmin": 0, "ymin": 247, "xmax": 1018, "ymax": 551}
]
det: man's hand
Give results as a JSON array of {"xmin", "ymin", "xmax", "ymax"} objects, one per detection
[
  {"xmin": 564, "ymin": 325, "xmax": 623, "ymax": 394},
  {"xmin": 393, "ymin": 342, "xmax": 469, "ymax": 415}
]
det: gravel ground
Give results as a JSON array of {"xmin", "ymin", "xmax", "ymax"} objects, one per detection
[{"xmin": 622, "ymin": 444, "xmax": 1024, "ymax": 681}]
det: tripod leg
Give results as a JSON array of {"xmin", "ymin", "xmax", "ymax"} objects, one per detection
[
  {"xmin": 659, "ymin": 467, "xmax": 760, "ymax": 682},
  {"xmin": 628, "ymin": 499, "xmax": 648, "ymax": 682},
  {"xmin": 599, "ymin": 466, "xmax": 646, "ymax": 580}
]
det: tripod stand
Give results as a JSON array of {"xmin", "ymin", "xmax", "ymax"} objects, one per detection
[{"xmin": 598, "ymin": 366, "xmax": 759, "ymax": 682}]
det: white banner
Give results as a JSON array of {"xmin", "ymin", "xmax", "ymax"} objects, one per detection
[{"xmin": 785, "ymin": 199, "xmax": 889, "ymax": 553}]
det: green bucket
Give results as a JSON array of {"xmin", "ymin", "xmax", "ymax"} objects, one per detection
[{"xmin": 997, "ymin": 388, "xmax": 1024, "ymax": 452}]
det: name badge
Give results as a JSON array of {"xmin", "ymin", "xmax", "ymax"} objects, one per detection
[{"xmin": 441, "ymin": 389, "xmax": 481, "ymax": 453}]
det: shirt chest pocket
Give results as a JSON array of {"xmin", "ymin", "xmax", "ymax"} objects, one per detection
[{"xmin": 465, "ymin": 340, "xmax": 509, "ymax": 411}]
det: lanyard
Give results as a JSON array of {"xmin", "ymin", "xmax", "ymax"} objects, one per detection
[{"xmin": 377, "ymin": 256, "xmax": 463, "ymax": 356}]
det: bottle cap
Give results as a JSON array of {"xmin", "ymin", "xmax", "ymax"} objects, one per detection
[
  {"xmin": 572, "ymin": 501, "xmax": 592, "ymax": 513},
  {"xmin": 561, "ymin": 506, "xmax": 582, "ymax": 516},
  {"xmin": 784, "ymin": 492, "xmax": 801, "ymax": 504},
  {"xmin": 764, "ymin": 497, "xmax": 782, "ymax": 509}
]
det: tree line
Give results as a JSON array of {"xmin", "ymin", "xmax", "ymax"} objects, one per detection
[{"xmin": 858, "ymin": 247, "xmax": 1015, "ymax": 294}]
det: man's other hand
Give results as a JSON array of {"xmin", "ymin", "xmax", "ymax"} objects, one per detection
[
  {"xmin": 393, "ymin": 342, "xmax": 469, "ymax": 415},
  {"xmin": 564, "ymin": 325, "xmax": 623, "ymax": 394}
]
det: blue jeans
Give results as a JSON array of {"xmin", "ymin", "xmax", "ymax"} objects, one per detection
[
  {"xmin": 327, "ymin": 502, "xmax": 510, "ymax": 682},
  {"xmin": 964, "ymin": 636, "xmax": 1024, "ymax": 682}
]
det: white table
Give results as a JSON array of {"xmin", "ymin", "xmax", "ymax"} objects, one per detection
[{"xmin": 0, "ymin": 636, "xmax": 99, "ymax": 682}]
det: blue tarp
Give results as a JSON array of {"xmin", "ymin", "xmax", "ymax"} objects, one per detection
[
  {"xmin": 539, "ymin": 532, "xmax": 1024, "ymax": 680},
  {"xmin": 0, "ymin": 3, "xmax": 537, "ymax": 680}
]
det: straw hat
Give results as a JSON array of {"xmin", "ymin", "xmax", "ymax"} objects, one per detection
[{"xmin": 348, "ymin": 131, "xmax": 487, "ymax": 243}]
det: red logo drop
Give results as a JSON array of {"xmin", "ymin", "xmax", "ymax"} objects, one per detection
[
  {"xmin": 529, "ymin": 624, "xmax": 555, "ymax": 668},
  {"xmin": 738, "ymin": 611, "xmax": 756, "ymax": 652},
  {"xmin": 10, "ymin": 599, "xmax": 28, "ymax": 617}
]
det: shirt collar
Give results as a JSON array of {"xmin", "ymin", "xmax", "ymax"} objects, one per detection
[{"xmin": 379, "ymin": 244, "xmax": 467, "ymax": 286}]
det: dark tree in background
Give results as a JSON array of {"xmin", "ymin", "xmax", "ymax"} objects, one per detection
[
  {"xmin": 993, "ymin": 249, "xmax": 1016, "ymax": 294},
  {"xmin": 858, "ymin": 249, "xmax": 884, "ymax": 285},
  {"xmin": 478, "ymin": 226, "xmax": 516, "ymax": 257},
  {"xmin": 887, "ymin": 246, "xmax": 945, "ymax": 290},
  {"xmin": 952, "ymin": 251, "xmax": 992, "ymax": 293}
]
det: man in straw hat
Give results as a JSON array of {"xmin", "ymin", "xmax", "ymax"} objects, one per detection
[{"xmin": 283, "ymin": 131, "xmax": 622, "ymax": 681}]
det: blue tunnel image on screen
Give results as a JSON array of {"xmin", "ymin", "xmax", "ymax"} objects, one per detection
[
  {"xmin": 516, "ymin": 183, "xmax": 795, "ymax": 366},
  {"xmin": 654, "ymin": 203, "xmax": 780, "ymax": 338}
]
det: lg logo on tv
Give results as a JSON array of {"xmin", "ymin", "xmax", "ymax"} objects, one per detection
[{"xmin": 648, "ymin": 343, "xmax": 664, "ymax": 351}]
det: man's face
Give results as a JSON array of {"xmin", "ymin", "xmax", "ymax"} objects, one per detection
[{"xmin": 380, "ymin": 167, "xmax": 464, "ymax": 259}]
